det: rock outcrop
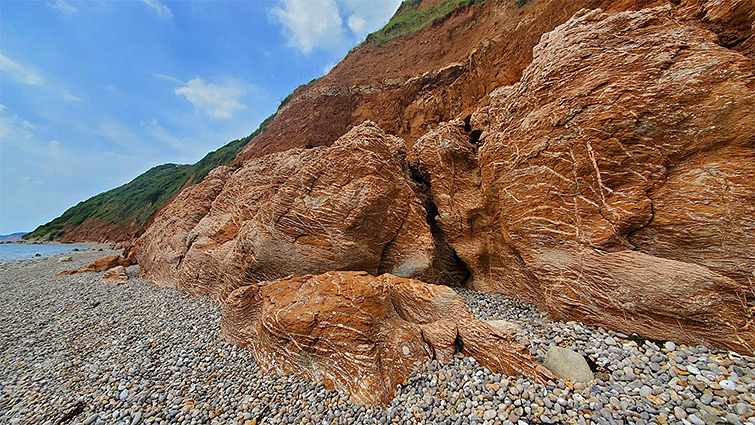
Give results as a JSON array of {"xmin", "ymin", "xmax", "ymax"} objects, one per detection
[
  {"xmin": 101, "ymin": 265, "xmax": 128, "ymax": 285},
  {"xmin": 56, "ymin": 255, "xmax": 132, "ymax": 277},
  {"xmin": 136, "ymin": 123, "xmax": 443, "ymax": 298},
  {"xmin": 220, "ymin": 271, "xmax": 553, "ymax": 406},
  {"xmin": 135, "ymin": 166, "xmax": 233, "ymax": 288},
  {"xmin": 411, "ymin": 5, "xmax": 755, "ymax": 353}
]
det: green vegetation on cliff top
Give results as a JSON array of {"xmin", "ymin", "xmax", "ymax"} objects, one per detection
[
  {"xmin": 25, "ymin": 114, "xmax": 275, "ymax": 241},
  {"xmin": 365, "ymin": 0, "xmax": 485, "ymax": 45}
]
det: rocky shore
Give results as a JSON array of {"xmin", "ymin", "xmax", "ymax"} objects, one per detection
[{"xmin": 1, "ymin": 249, "xmax": 753, "ymax": 425}]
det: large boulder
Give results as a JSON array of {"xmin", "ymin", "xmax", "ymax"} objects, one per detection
[
  {"xmin": 412, "ymin": 6, "xmax": 755, "ymax": 354},
  {"xmin": 220, "ymin": 271, "xmax": 553, "ymax": 406},
  {"xmin": 136, "ymin": 122, "xmax": 440, "ymax": 299}
]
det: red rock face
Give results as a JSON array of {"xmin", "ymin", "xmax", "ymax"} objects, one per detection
[
  {"xmin": 408, "ymin": 119, "xmax": 543, "ymax": 304},
  {"xmin": 136, "ymin": 122, "xmax": 440, "ymax": 298},
  {"xmin": 220, "ymin": 271, "xmax": 552, "ymax": 406},
  {"xmin": 136, "ymin": 4, "xmax": 755, "ymax": 355},
  {"xmin": 411, "ymin": 5, "xmax": 754, "ymax": 353},
  {"xmin": 134, "ymin": 166, "xmax": 233, "ymax": 287}
]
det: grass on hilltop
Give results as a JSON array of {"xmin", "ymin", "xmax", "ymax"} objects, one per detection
[{"xmin": 365, "ymin": 0, "xmax": 486, "ymax": 46}]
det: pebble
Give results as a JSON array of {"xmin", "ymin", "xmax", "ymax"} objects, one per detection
[
  {"xmin": 720, "ymin": 379, "xmax": 737, "ymax": 390},
  {"xmin": 1, "ymin": 248, "xmax": 754, "ymax": 425},
  {"xmin": 639, "ymin": 386, "xmax": 653, "ymax": 397}
]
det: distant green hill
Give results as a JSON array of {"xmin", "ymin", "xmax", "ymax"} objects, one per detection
[{"xmin": 25, "ymin": 114, "xmax": 275, "ymax": 242}]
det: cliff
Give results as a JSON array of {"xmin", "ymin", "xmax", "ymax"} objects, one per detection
[
  {"xmin": 136, "ymin": 0, "xmax": 755, "ymax": 356},
  {"xmin": 34, "ymin": 0, "xmax": 753, "ymax": 244},
  {"xmin": 45, "ymin": 0, "xmax": 755, "ymax": 405}
]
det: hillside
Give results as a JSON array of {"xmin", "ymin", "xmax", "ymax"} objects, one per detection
[
  {"xmin": 0, "ymin": 232, "xmax": 27, "ymax": 242},
  {"xmin": 24, "ymin": 115, "xmax": 273, "ymax": 242}
]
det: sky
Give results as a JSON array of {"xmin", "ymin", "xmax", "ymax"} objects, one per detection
[{"xmin": 0, "ymin": 0, "xmax": 402, "ymax": 234}]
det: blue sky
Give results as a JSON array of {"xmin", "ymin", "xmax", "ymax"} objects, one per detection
[{"xmin": 0, "ymin": 0, "xmax": 401, "ymax": 234}]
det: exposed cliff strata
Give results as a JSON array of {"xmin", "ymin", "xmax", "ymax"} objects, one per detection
[
  {"xmin": 408, "ymin": 119, "xmax": 544, "ymax": 304},
  {"xmin": 234, "ymin": 0, "xmax": 667, "ymax": 164},
  {"xmin": 220, "ymin": 271, "xmax": 553, "ymax": 406},
  {"xmin": 135, "ymin": 166, "xmax": 234, "ymax": 288},
  {"xmin": 410, "ymin": 5, "xmax": 754, "ymax": 353}
]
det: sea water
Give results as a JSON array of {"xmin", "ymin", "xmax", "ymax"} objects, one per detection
[{"xmin": 0, "ymin": 244, "xmax": 89, "ymax": 263}]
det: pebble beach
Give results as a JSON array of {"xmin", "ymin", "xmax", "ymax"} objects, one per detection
[{"xmin": 1, "ymin": 249, "xmax": 754, "ymax": 425}]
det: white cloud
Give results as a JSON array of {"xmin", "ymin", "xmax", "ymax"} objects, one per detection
[
  {"xmin": 144, "ymin": 118, "xmax": 184, "ymax": 152},
  {"xmin": 322, "ymin": 61, "xmax": 337, "ymax": 74},
  {"xmin": 339, "ymin": 0, "xmax": 402, "ymax": 37},
  {"xmin": 153, "ymin": 73, "xmax": 183, "ymax": 84},
  {"xmin": 60, "ymin": 89, "xmax": 82, "ymax": 102},
  {"xmin": 141, "ymin": 0, "xmax": 173, "ymax": 19},
  {"xmin": 270, "ymin": 0, "xmax": 344, "ymax": 54},
  {"xmin": 0, "ymin": 105, "xmax": 35, "ymax": 143},
  {"xmin": 0, "ymin": 54, "xmax": 46, "ymax": 86},
  {"xmin": 347, "ymin": 14, "xmax": 366, "ymax": 33},
  {"xmin": 269, "ymin": 0, "xmax": 401, "ymax": 54},
  {"xmin": 98, "ymin": 118, "xmax": 141, "ymax": 150},
  {"xmin": 174, "ymin": 77, "xmax": 248, "ymax": 120},
  {"xmin": 0, "ymin": 107, "xmax": 68, "ymax": 164},
  {"xmin": 0, "ymin": 54, "xmax": 81, "ymax": 101},
  {"xmin": 47, "ymin": 0, "xmax": 78, "ymax": 15}
]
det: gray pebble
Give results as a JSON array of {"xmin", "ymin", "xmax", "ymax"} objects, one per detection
[
  {"xmin": 720, "ymin": 380, "xmax": 736, "ymax": 390},
  {"xmin": 700, "ymin": 393, "xmax": 713, "ymax": 405}
]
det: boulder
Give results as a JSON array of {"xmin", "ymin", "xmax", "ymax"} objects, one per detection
[
  {"xmin": 56, "ymin": 255, "xmax": 132, "ymax": 277},
  {"xmin": 485, "ymin": 320, "xmax": 522, "ymax": 335},
  {"xmin": 413, "ymin": 6, "xmax": 755, "ymax": 354},
  {"xmin": 544, "ymin": 346, "xmax": 595, "ymax": 383},
  {"xmin": 101, "ymin": 265, "xmax": 128, "ymax": 285},
  {"xmin": 137, "ymin": 122, "xmax": 441, "ymax": 299},
  {"xmin": 58, "ymin": 256, "xmax": 73, "ymax": 262},
  {"xmin": 220, "ymin": 271, "xmax": 553, "ymax": 406}
]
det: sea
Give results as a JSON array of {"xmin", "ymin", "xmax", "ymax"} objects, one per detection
[{"xmin": 0, "ymin": 244, "xmax": 89, "ymax": 263}]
